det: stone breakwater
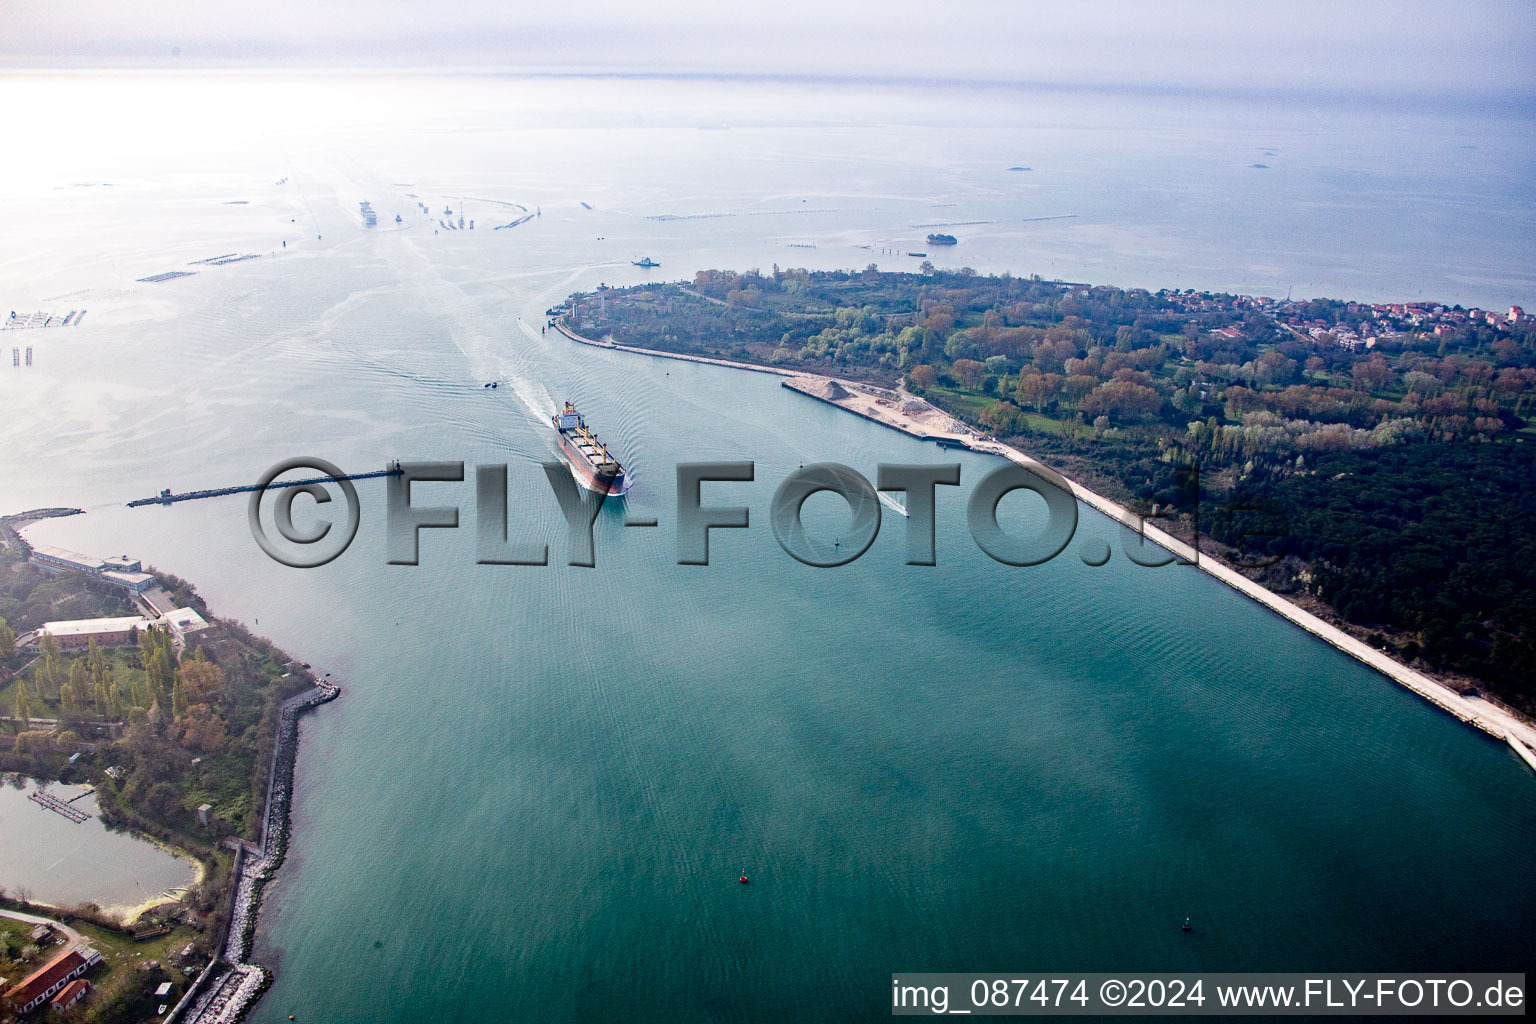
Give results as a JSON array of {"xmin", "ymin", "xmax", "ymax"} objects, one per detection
[
  {"xmin": 552, "ymin": 318, "xmax": 793, "ymax": 375},
  {"xmin": 173, "ymin": 682, "xmax": 340, "ymax": 1024}
]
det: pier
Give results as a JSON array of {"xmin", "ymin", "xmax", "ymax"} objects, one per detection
[
  {"xmin": 29, "ymin": 789, "xmax": 92, "ymax": 823},
  {"xmin": 127, "ymin": 465, "xmax": 403, "ymax": 507},
  {"xmin": 190, "ymin": 253, "xmax": 259, "ymax": 267},
  {"xmin": 3, "ymin": 309, "xmax": 83, "ymax": 330}
]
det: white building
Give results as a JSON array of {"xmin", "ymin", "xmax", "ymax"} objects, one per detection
[
  {"xmin": 29, "ymin": 544, "xmax": 156, "ymax": 594},
  {"xmin": 163, "ymin": 607, "xmax": 211, "ymax": 643}
]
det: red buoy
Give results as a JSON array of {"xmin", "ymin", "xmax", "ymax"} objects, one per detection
[{"xmin": 739, "ymin": 871, "xmax": 749, "ymax": 884}]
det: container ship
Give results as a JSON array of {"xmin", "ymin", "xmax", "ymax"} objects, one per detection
[{"xmin": 553, "ymin": 401, "xmax": 632, "ymax": 496}]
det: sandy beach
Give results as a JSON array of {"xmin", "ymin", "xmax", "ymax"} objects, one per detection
[
  {"xmin": 554, "ymin": 321, "xmax": 1536, "ymax": 765},
  {"xmin": 780, "ymin": 372, "xmax": 1536, "ymax": 756}
]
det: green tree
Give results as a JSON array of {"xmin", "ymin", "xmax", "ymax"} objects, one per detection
[
  {"xmin": 145, "ymin": 638, "xmax": 175, "ymax": 706},
  {"xmin": 981, "ymin": 400, "xmax": 1021, "ymax": 434},
  {"xmin": 13, "ymin": 678, "xmax": 30, "ymax": 728},
  {"xmin": 63, "ymin": 660, "xmax": 89, "ymax": 714},
  {"xmin": 108, "ymin": 674, "xmax": 125, "ymax": 721},
  {"xmin": 37, "ymin": 653, "xmax": 62, "ymax": 701},
  {"xmin": 0, "ymin": 617, "xmax": 14, "ymax": 660},
  {"xmin": 87, "ymin": 637, "xmax": 105, "ymax": 685}
]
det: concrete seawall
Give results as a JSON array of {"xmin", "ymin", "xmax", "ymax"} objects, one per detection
[
  {"xmin": 552, "ymin": 319, "xmax": 793, "ymax": 375},
  {"xmin": 1510, "ymin": 736, "xmax": 1536, "ymax": 775}
]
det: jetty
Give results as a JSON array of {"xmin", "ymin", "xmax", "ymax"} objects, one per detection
[
  {"xmin": 29, "ymin": 789, "xmax": 92, "ymax": 823},
  {"xmin": 4, "ymin": 309, "xmax": 82, "ymax": 330},
  {"xmin": 0, "ymin": 507, "xmax": 84, "ymax": 556},
  {"xmin": 127, "ymin": 464, "xmax": 403, "ymax": 507},
  {"xmin": 492, "ymin": 213, "xmax": 536, "ymax": 230},
  {"xmin": 190, "ymin": 253, "xmax": 260, "ymax": 267}
]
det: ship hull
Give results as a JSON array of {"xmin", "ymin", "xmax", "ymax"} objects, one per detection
[{"xmin": 556, "ymin": 430, "xmax": 631, "ymax": 496}]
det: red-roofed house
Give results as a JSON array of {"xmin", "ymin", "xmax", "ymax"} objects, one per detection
[
  {"xmin": 2, "ymin": 944, "xmax": 101, "ymax": 1014},
  {"xmin": 50, "ymin": 978, "xmax": 89, "ymax": 1011}
]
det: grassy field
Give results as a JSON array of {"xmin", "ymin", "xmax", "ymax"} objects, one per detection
[
  {"xmin": 924, "ymin": 385, "xmax": 1071, "ymax": 437},
  {"xmin": 0, "ymin": 912, "xmax": 205, "ymax": 1021}
]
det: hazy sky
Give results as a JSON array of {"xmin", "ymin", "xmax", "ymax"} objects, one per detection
[{"xmin": 4, "ymin": 0, "xmax": 1533, "ymax": 99}]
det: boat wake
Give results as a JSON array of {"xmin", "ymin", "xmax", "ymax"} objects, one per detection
[{"xmin": 879, "ymin": 492, "xmax": 910, "ymax": 517}]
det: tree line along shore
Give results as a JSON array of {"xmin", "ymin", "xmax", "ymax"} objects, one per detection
[{"xmin": 565, "ymin": 266, "xmax": 1536, "ymax": 718}]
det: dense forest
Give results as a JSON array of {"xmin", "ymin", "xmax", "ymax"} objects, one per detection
[{"xmin": 569, "ymin": 267, "xmax": 1536, "ymax": 713}]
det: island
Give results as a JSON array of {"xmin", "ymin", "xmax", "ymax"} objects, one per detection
[
  {"xmin": 556, "ymin": 267, "xmax": 1536, "ymax": 721},
  {"xmin": 0, "ymin": 516, "xmax": 335, "ymax": 1023},
  {"xmin": 926, "ymin": 233, "xmax": 957, "ymax": 246}
]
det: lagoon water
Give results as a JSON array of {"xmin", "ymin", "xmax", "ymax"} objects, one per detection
[
  {"xmin": 1, "ymin": 73, "xmax": 1534, "ymax": 1021},
  {"xmin": 0, "ymin": 781, "xmax": 196, "ymax": 912}
]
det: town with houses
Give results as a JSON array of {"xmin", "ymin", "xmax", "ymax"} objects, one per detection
[{"xmin": 1156, "ymin": 287, "xmax": 1527, "ymax": 352}]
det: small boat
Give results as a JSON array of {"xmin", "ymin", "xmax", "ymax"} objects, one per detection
[
  {"xmin": 632, "ymin": 257, "xmax": 660, "ymax": 268},
  {"xmin": 1182, "ymin": 917, "xmax": 1192, "ymax": 932},
  {"xmin": 906, "ymin": 252, "xmax": 927, "ymax": 258}
]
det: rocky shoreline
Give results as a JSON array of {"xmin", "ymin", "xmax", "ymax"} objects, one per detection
[{"xmin": 169, "ymin": 682, "xmax": 340, "ymax": 1024}]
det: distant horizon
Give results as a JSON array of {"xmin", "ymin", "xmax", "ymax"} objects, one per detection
[
  {"xmin": 2, "ymin": 63, "xmax": 1531, "ymax": 113},
  {"xmin": 5, "ymin": 0, "xmax": 1532, "ymax": 104}
]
